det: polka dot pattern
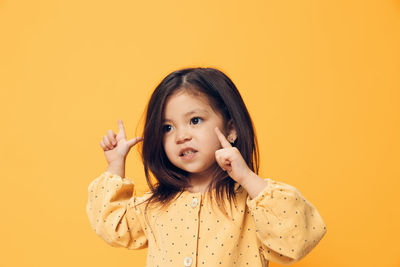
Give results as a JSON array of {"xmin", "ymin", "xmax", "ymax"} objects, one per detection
[{"xmin": 86, "ymin": 172, "xmax": 327, "ymax": 266}]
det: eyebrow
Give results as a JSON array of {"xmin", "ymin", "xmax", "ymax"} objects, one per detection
[{"xmin": 163, "ymin": 109, "xmax": 209, "ymax": 122}]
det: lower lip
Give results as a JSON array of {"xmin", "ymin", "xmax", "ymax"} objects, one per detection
[{"xmin": 180, "ymin": 152, "xmax": 197, "ymax": 161}]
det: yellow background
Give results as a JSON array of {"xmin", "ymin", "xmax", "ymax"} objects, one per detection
[{"xmin": 1, "ymin": 0, "xmax": 399, "ymax": 266}]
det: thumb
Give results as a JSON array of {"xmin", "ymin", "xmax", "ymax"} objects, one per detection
[{"xmin": 126, "ymin": 137, "xmax": 143, "ymax": 148}]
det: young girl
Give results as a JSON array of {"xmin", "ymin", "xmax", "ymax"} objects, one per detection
[{"xmin": 86, "ymin": 67, "xmax": 327, "ymax": 267}]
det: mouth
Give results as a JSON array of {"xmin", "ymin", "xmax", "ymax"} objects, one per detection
[{"xmin": 179, "ymin": 148, "xmax": 198, "ymax": 158}]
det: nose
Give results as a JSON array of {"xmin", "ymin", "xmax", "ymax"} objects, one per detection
[{"xmin": 175, "ymin": 127, "xmax": 192, "ymax": 144}]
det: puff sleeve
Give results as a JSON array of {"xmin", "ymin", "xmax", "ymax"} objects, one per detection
[
  {"xmin": 86, "ymin": 171, "xmax": 148, "ymax": 249},
  {"xmin": 246, "ymin": 178, "xmax": 327, "ymax": 265}
]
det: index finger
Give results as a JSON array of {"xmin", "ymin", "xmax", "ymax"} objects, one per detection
[
  {"xmin": 214, "ymin": 127, "xmax": 232, "ymax": 148},
  {"xmin": 118, "ymin": 119, "xmax": 127, "ymax": 138}
]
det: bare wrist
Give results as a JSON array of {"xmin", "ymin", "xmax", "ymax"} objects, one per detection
[{"xmin": 107, "ymin": 159, "xmax": 126, "ymax": 178}]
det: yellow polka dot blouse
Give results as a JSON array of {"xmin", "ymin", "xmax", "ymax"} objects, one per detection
[{"xmin": 86, "ymin": 172, "xmax": 327, "ymax": 266}]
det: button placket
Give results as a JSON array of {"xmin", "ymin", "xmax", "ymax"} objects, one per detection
[{"xmin": 182, "ymin": 194, "xmax": 201, "ymax": 266}]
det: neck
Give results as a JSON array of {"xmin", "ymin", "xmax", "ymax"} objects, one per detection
[{"xmin": 187, "ymin": 166, "xmax": 217, "ymax": 193}]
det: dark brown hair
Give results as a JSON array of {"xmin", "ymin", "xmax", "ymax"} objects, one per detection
[{"xmin": 138, "ymin": 67, "xmax": 259, "ymax": 216}]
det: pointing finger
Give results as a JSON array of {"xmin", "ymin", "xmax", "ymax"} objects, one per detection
[
  {"xmin": 215, "ymin": 127, "xmax": 232, "ymax": 148},
  {"xmin": 118, "ymin": 119, "xmax": 127, "ymax": 138}
]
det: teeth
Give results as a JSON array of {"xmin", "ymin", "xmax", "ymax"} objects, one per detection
[{"xmin": 182, "ymin": 150, "xmax": 196, "ymax": 156}]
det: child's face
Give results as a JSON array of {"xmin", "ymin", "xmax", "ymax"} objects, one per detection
[{"xmin": 162, "ymin": 90, "xmax": 230, "ymax": 181}]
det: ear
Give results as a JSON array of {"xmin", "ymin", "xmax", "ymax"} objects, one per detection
[{"xmin": 226, "ymin": 119, "xmax": 237, "ymax": 143}]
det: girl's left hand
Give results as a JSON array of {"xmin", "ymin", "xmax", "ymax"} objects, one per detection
[{"xmin": 214, "ymin": 127, "xmax": 252, "ymax": 184}]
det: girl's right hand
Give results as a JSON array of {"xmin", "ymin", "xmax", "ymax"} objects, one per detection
[{"xmin": 100, "ymin": 119, "xmax": 143, "ymax": 164}]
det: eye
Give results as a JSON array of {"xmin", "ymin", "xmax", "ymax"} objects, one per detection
[
  {"xmin": 162, "ymin": 125, "xmax": 173, "ymax": 133},
  {"xmin": 190, "ymin": 117, "xmax": 203, "ymax": 125}
]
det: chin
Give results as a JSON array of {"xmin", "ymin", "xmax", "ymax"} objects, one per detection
[
  {"xmin": 182, "ymin": 167, "xmax": 204, "ymax": 174},
  {"xmin": 187, "ymin": 166, "xmax": 217, "ymax": 177},
  {"xmin": 174, "ymin": 164, "xmax": 201, "ymax": 174}
]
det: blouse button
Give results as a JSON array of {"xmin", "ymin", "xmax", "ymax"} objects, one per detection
[
  {"xmin": 191, "ymin": 198, "xmax": 198, "ymax": 208},
  {"xmin": 184, "ymin": 256, "xmax": 192, "ymax": 266}
]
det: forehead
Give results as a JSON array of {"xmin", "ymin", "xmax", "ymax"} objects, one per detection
[{"xmin": 164, "ymin": 91, "xmax": 210, "ymax": 112}]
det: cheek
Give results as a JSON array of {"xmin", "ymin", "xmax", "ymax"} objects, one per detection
[
  {"xmin": 163, "ymin": 138, "xmax": 175, "ymax": 156},
  {"xmin": 205, "ymin": 135, "xmax": 222, "ymax": 152}
]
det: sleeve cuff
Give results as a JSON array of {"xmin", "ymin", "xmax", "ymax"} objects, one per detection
[
  {"xmin": 246, "ymin": 178, "xmax": 273, "ymax": 209},
  {"xmin": 102, "ymin": 171, "xmax": 133, "ymax": 184}
]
